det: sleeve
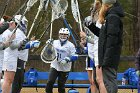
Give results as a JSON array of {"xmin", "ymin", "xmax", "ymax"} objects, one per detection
[
  {"xmin": 86, "ymin": 30, "xmax": 94, "ymax": 44},
  {"xmin": 1, "ymin": 30, "xmax": 11, "ymax": 49},
  {"xmin": 135, "ymin": 49, "xmax": 140, "ymax": 70},
  {"xmin": 9, "ymin": 40, "xmax": 21, "ymax": 50},
  {"xmin": 87, "ymin": 23, "xmax": 100, "ymax": 37},
  {"xmin": 68, "ymin": 43, "xmax": 76, "ymax": 62},
  {"xmin": 9, "ymin": 30, "xmax": 22, "ymax": 50},
  {"xmin": 70, "ymin": 43, "xmax": 76, "ymax": 55},
  {"xmin": 0, "ymin": 22, "xmax": 9, "ymax": 34},
  {"xmin": 0, "ymin": 36, "xmax": 4, "ymax": 50}
]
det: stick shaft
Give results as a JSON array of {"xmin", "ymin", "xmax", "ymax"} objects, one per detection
[
  {"xmin": 27, "ymin": 6, "xmax": 42, "ymax": 38},
  {"xmin": 75, "ymin": 0, "xmax": 83, "ymax": 32},
  {"xmin": 0, "ymin": 0, "xmax": 10, "ymax": 19}
]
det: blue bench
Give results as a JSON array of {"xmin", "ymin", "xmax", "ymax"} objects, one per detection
[{"xmin": 23, "ymin": 72, "xmax": 137, "ymax": 89}]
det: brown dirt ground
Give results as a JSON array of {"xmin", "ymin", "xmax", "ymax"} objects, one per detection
[{"xmin": 21, "ymin": 88, "xmax": 137, "ymax": 93}]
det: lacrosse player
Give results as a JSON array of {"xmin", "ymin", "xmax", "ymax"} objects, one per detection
[
  {"xmin": 2, "ymin": 14, "xmax": 40, "ymax": 93},
  {"xmin": 80, "ymin": 0, "xmax": 108, "ymax": 93},
  {"xmin": 45, "ymin": 28, "xmax": 76, "ymax": 93},
  {"xmin": 10, "ymin": 15, "xmax": 40, "ymax": 93},
  {"xmin": 82, "ymin": 0, "xmax": 124, "ymax": 92},
  {"xmin": 0, "ymin": 17, "xmax": 17, "ymax": 93}
]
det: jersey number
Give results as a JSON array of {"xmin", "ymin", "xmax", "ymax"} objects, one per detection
[{"xmin": 57, "ymin": 53, "xmax": 61, "ymax": 61}]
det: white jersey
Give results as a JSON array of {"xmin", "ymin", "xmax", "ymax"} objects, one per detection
[
  {"xmin": 87, "ymin": 20, "xmax": 101, "ymax": 67},
  {"xmin": 0, "ymin": 34, "xmax": 3, "ymax": 72},
  {"xmin": 17, "ymin": 29, "xmax": 29, "ymax": 61},
  {"xmin": 2, "ymin": 29, "xmax": 19, "ymax": 62},
  {"xmin": 51, "ymin": 40, "xmax": 76, "ymax": 72},
  {"xmin": 87, "ymin": 35, "xmax": 98, "ymax": 67},
  {"xmin": 2, "ymin": 28, "xmax": 28, "ymax": 71}
]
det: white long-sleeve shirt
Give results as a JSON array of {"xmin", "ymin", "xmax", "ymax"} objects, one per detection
[
  {"xmin": 17, "ymin": 29, "xmax": 29, "ymax": 61},
  {"xmin": 51, "ymin": 40, "xmax": 76, "ymax": 72},
  {"xmin": 2, "ymin": 28, "xmax": 28, "ymax": 62},
  {"xmin": 2, "ymin": 29, "xmax": 19, "ymax": 62}
]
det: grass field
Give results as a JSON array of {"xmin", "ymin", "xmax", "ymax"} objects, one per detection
[{"xmin": 21, "ymin": 88, "xmax": 138, "ymax": 93}]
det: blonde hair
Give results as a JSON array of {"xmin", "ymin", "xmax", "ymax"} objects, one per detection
[
  {"xmin": 98, "ymin": 4, "xmax": 113, "ymax": 24},
  {"xmin": 90, "ymin": 0, "xmax": 102, "ymax": 21}
]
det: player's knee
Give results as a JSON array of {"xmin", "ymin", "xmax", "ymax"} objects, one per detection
[
  {"xmin": 96, "ymin": 77, "xmax": 103, "ymax": 85},
  {"xmin": 89, "ymin": 79, "xmax": 95, "ymax": 85}
]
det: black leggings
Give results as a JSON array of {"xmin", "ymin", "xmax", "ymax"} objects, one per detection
[
  {"xmin": 46, "ymin": 68, "xmax": 69, "ymax": 93},
  {"xmin": 11, "ymin": 59, "xmax": 25, "ymax": 93}
]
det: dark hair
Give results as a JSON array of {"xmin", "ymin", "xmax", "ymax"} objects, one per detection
[{"xmin": 3, "ymin": 15, "xmax": 12, "ymax": 22}]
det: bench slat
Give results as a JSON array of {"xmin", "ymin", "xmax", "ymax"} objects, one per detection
[{"xmin": 23, "ymin": 72, "xmax": 137, "ymax": 89}]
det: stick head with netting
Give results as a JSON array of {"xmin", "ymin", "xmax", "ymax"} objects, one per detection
[
  {"xmin": 40, "ymin": 42, "xmax": 57, "ymax": 63},
  {"xmin": 50, "ymin": 0, "xmax": 68, "ymax": 18}
]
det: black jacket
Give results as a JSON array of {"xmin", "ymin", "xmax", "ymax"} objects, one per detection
[{"xmin": 87, "ymin": 1, "xmax": 124, "ymax": 70}]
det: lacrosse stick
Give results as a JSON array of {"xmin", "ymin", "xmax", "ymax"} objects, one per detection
[
  {"xmin": 40, "ymin": 0, "xmax": 68, "ymax": 63},
  {"xmin": 0, "ymin": 0, "xmax": 10, "ymax": 20},
  {"xmin": 91, "ymin": 0, "xmax": 97, "ymax": 15},
  {"xmin": 71, "ymin": 0, "xmax": 83, "ymax": 32},
  {"xmin": 32, "ymin": 0, "xmax": 68, "ymax": 53},
  {"xmin": 63, "ymin": 17, "xmax": 78, "ymax": 47},
  {"xmin": 27, "ymin": 0, "xmax": 49, "ymax": 38},
  {"xmin": 11, "ymin": 0, "xmax": 38, "ymax": 36},
  {"xmin": 49, "ymin": 10, "xmax": 54, "ymax": 40},
  {"xmin": 40, "ymin": 9, "xmax": 57, "ymax": 63},
  {"xmin": 33, "ymin": 10, "xmax": 47, "ymax": 37},
  {"xmin": 50, "ymin": 0, "xmax": 68, "ymax": 17},
  {"xmin": 50, "ymin": 0, "xmax": 78, "ymax": 47},
  {"xmin": 38, "ymin": 0, "xmax": 68, "ymax": 41},
  {"xmin": 63, "ymin": 18, "xmax": 84, "ymax": 54}
]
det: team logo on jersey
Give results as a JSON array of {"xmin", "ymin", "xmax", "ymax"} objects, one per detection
[{"xmin": 9, "ymin": 65, "xmax": 14, "ymax": 70}]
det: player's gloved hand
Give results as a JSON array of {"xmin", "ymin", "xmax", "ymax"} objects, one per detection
[
  {"xmin": 25, "ymin": 40, "xmax": 40, "ymax": 49},
  {"xmin": 59, "ymin": 57, "xmax": 70, "ymax": 65},
  {"xmin": 136, "ymin": 70, "xmax": 140, "ymax": 76},
  {"xmin": 84, "ymin": 16, "xmax": 93, "ymax": 27},
  {"xmin": 46, "ymin": 39, "xmax": 53, "ymax": 44},
  {"xmin": 70, "ymin": 54, "xmax": 78, "ymax": 61},
  {"xmin": 18, "ymin": 38, "xmax": 29, "ymax": 50}
]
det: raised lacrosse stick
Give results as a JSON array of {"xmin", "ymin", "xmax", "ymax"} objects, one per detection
[
  {"xmin": 52, "ymin": 0, "xmax": 83, "ymax": 53},
  {"xmin": 33, "ymin": 0, "xmax": 49, "ymax": 36},
  {"xmin": 40, "ymin": 9, "xmax": 57, "ymax": 63},
  {"xmin": 27, "ymin": 0, "xmax": 49, "ymax": 38},
  {"xmin": 38, "ymin": 0, "xmax": 68, "ymax": 41},
  {"xmin": 71, "ymin": 0, "xmax": 83, "ymax": 32},
  {"xmin": 10, "ymin": 0, "xmax": 38, "ymax": 36},
  {"xmin": 40, "ymin": 0, "xmax": 69, "ymax": 63},
  {"xmin": 50, "ymin": 0, "xmax": 78, "ymax": 46},
  {"xmin": 30, "ymin": 0, "xmax": 50, "ymax": 52},
  {"xmin": 50, "ymin": 0, "xmax": 68, "ymax": 17},
  {"xmin": 32, "ymin": 0, "xmax": 63, "ymax": 53}
]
